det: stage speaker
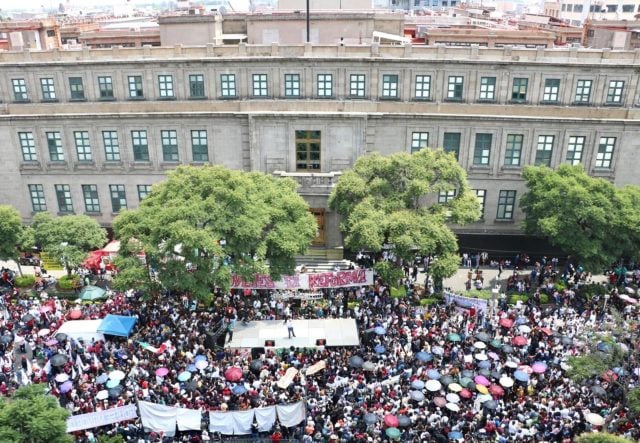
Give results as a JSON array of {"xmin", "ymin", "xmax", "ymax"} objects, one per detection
[
  {"xmin": 264, "ymin": 340, "xmax": 275, "ymax": 347},
  {"xmin": 251, "ymin": 347, "xmax": 265, "ymax": 359},
  {"xmin": 205, "ymin": 332, "xmax": 224, "ymax": 350},
  {"xmin": 315, "ymin": 339, "xmax": 326, "ymax": 346}
]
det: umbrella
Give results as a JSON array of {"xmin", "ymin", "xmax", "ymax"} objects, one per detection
[
  {"xmin": 96, "ymin": 373, "xmax": 109, "ymax": 384},
  {"xmin": 225, "ymin": 367, "xmax": 243, "ymax": 382},
  {"xmin": 561, "ymin": 336, "xmax": 573, "ymax": 346},
  {"xmin": 499, "ymin": 318, "xmax": 513, "ymax": 328},
  {"xmin": 60, "ymin": 381, "xmax": 73, "ymax": 393},
  {"xmin": 55, "ymin": 333, "xmax": 67, "ymax": 342},
  {"xmin": 178, "ymin": 371, "xmax": 191, "ymax": 382},
  {"xmin": 51, "ymin": 354, "xmax": 68, "ymax": 366},
  {"xmin": 487, "ymin": 351, "xmax": 499, "ymax": 361},
  {"xmin": 363, "ymin": 361, "xmax": 376, "ymax": 371},
  {"xmin": 474, "ymin": 352, "xmax": 488, "ymax": 361},
  {"xmin": 232, "ymin": 384, "xmax": 247, "ymax": 395},
  {"xmin": 55, "ymin": 373, "xmax": 69, "ymax": 383},
  {"xmin": 459, "ymin": 377, "xmax": 473, "ymax": 388},
  {"xmin": 45, "ymin": 339, "xmax": 58, "ymax": 346},
  {"xmin": 540, "ymin": 327, "xmax": 552, "ymax": 336},
  {"xmin": 613, "ymin": 367, "xmax": 627, "ymax": 376},
  {"xmin": 39, "ymin": 305, "xmax": 52, "ymax": 313},
  {"xmin": 384, "ymin": 414, "xmax": 399, "ymax": 427},
  {"xmin": 518, "ymin": 325, "xmax": 531, "ymax": 334},
  {"xmin": 109, "ymin": 370, "xmax": 126, "ymax": 381},
  {"xmin": 155, "ymin": 367, "xmax": 169, "ymax": 377},
  {"xmin": 96, "ymin": 390, "xmax": 108, "ymax": 400},
  {"xmin": 432, "ymin": 346, "xmax": 444, "ymax": 355},
  {"xmin": 14, "ymin": 336, "xmax": 25, "ymax": 345},
  {"xmin": 106, "ymin": 379, "xmax": 120, "ymax": 389},
  {"xmin": 374, "ymin": 345, "xmax": 385, "ymax": 354},
  {"xmin": 475, "ymin": 332, "xmax": 491, "ymax": 342},
  {"xmin": 21, "ymin": 314, "xmax": 35, "ymax": 323},
  {"xmin": 513, "ymin": 371, "xmax": 529, "ymax": 382},
  {"xmin": 448, "ymin": 383, "xmax": 462, "ymax": 392},
  {"xmin": 591, "ymin": 385, "xmax": 607, "ymax": 397},
  {"xmin": 108, "ymin": 386, "xmax": 122, "ymax": 398},
  {"xmin": 447, "ymin": 333, "xmax": 461, "ymax": 342},
  {"xmin": 194, "ymin": 355, "xmax": 207, "ymax": 362},
  {"xmin": 597, "ymin": 342, "xmax": 612, "ymax": 353},
  {"xmin": 505, "ymin": 361, "xmax": 518, "ymax": 369},
  {"xmin": 625, "ymin": 286, "xmax": 636, "ymax": 294},
  {"xmin": 490, "ymin": 339, "xmax": 503, "ymax": 349},
  {"xmin": 415, "ymin": 352, "xmax": 433, "ymax": 362},
  {"xmin": 473, "ymin": 341, "xmax": 486, "ymax": 350},
  {"xmin": 491, "ymin": 371, "xmax": 502, "ymax": 380},
  {"xmin": 446, "ymin": 393, "xmax": 460, "ymax": 403},
  {"xmin": 489, "ymin": 384, "xmax": 504, "ymax": 396},
  {"xmin": 478, "ymin": 369, "xmax": 491, "ymax": 378},
  {"xmin": 364, "ymin": 413, "xmax": 379, "ymax": 425},
  {"xmin": 433, "ymin": 397, "xmax": 447, "ymax": 407},
  {"xmin": 195, "ymin": 359, "xmax": 208, "ymax": 370},
  {"xmin": 374, "ymin": 326, "xmax": 386, "ymax": 335},
  {"xmin": 531, "ymin": 362, "xmax": 547, "ymax": 374},
  {"xmin": 461, "ymin": 369, "xmax": 474, "ymax": 379},
  {"xmin": 349, "ymin": 356, "xmax": 364, "ymax": 368},
  {"xmin": 474, "ymin": 375, "xmax": 490, "ymax": 386},
  {"xmin": 426, "ymin": 379, "xmax": 442, "ymax": 391},
  {"xmin": 585, "ymin": 413, "xmax": 605, "ymax": 426},
  {"xmin": 80, "ymin": 285, "xmax": 107, "ymax": 301},
  {"xmin": 478, "ymin": 360, "xmax": 491, "ymax": 369},
  {"xmin": 445, "ymin": 402, "xmax": 460, "ymax": 412},
  {"xmin": 477, "ymin": 393, "xmax": 492, "ymax": 403},
  {"xmin": 512, "ymin": 336, "xmax": 528, "ymax": 346},
  {"xmin": 518, "ymin": 365, "xmax": 533, "ymax": 375},
  {"xmin": 397, "ymin": 415, "xmax": 411, "ymax": 428},
  {"xmin": 385, "ymin": 427, "xmax": 401, "ymax": 440},
  {"xmin": 448, "ymin": 431, "xmax": 463, "ymax": 440},
  {"xmin": 427, "ymin": 369, "xmax": 441, "ymax": 380},
  {"xmin": 459, "ymin": 388, "xmax": 472, "ymax": 399},
  {"xmin": 0, "ymin": 335, "xmax": 12, "ymax": 345},
  {"xmin": 515, "ymin": 316, "xmax": 528, "ymax": 325},
  {"xmin": 502, "ymin": 345, "xmax": 515, "ymax": 354},
  {"xmin": 38, "ymin": 328, "xmax": 50, "ymax": 337},
  {"xmin": 411, "ymin": 380, "xmax": 425, "ymax": 390},
  {"xmin": 483, "ymin": 400, "xmax": 498, "ymax": 410},
  {"xmin": 68, "ymin": 309, "xmax": 82, "ymax": 320},
  {"xmin": 601, "ymin": 370, "xmax": 619, "ymax": 382},
  {"xmin": 187, "ymin": 364, "xmax": 198, "ymax": 373},
  {"xmin": 476, "ymin": 384, "xmax": 489, "ymax": 394},
  {"xmin": 440, "ymin": 376, "xmax": 454, "ymax": 387},
  {"xmin": 410, "ymin": 390, "xmax": 425, "ymax": 402}
]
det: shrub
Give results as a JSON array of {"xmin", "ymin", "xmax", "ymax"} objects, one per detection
[
  {"xmin": 420, "ymin": 298, "xmax": 440, "ymax": 306},
  {"xmin": 347, "ymin": 301, "xmax": 360, "ymax": 310},
  {"xmin": 575, "ymin": 432, "xmax": 633, "ymax": 443},
  {"xmin": 554, "ymin": 281, "xmax": 566, "ymax": 292},
  {"xmin": 390, "ymin": 287, "xmax": 406, "ymax": 298},
  {"xmin": 539, "ymin": 293, "xmax": 550, "ymax": 304},
  {"xmin": 579, "ymin": 283, "xmax": 608, "ymax": 300},
  {"xmin": 57, "ymin": 275, "xmax": 80, "ymax": 291},
  {"xmin": 508, "ymin": 294, "xmax": 529, "ymax": 305},
  {"xmin": 14, "ymin": 274, "xmax": 35, "ymax": 288},
  {"xmin": 468, "ymin": 290, "xmax": 494, "ymax": 300}
]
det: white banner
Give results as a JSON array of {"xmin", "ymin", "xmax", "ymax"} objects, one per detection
[
  {"xmin": 177, "ymin": 407, "xmax": 201, "ymax": 431},
  {"xmin": 67, "ymin": 404, "xmax": 138, "ymax": 433},
  {"xmin": 443, "ymin": 290, "xmax": 488, "ymax": 314},
  {"xmin": 276, "ymin": 402, "xmax": 306, "ymax": 428},
  {"xmin": 254, "ymin": 406, "xmax": 277, "ymax": 432},
  {"xmin": 139, "ymin": 401, "xmax": 177, "ymax": 437}
]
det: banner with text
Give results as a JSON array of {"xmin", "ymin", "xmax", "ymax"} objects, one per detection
[
  {"xmin": 443, "ymin": 290, "xmax": 488, "ymax": 314},
  {"xmin": 67, "ymin": 404, "xmax": 138, "ymax": 433},
  {"xmin": 231, "ymin": 269, "xmax": 374, "ymax": 290}
]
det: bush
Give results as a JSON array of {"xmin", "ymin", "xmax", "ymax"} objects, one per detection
[
  {"xmin": 575, "ymin": 432, "xmax": 633, "ymax": 443},
  {"xmin": 390, "ymin": 287, "xmax": 406, "ymax": 298},
  {"xmin": 57, "ymin": 275, "xmax": 80, "ymax": 291},
  {"xmin": 468, "ymin": 290, "xmax": 494, "ymax": 300},
  {"xmin": 347, "ymin": 301, "xmax": 360, "ymax": 310},
  {"xmin": 579, "ymin": 283, "xmax": 608, "ymax": 299},
  {"xmin": 420, "ymin": 297, "xmax": 440, "ymax": 306},
  {"xmin": 508, "ymin": 294, "xmax": 529, "ymax": 305},
  {"xmin": 539, "ymin": 293, "xmax": 550, "ymax": 304},
  {"xmin": 554, "ymin": 281, "xmax": 566, "ymax": 292},
  {"xmin": 14, "ymin": 274, "xmax": 35, "ymax": 288}
]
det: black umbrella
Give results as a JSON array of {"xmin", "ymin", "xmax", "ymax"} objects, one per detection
[
  {"xmin": 186, "ymin": 380, "xmax": 198, "ymax": 392},
  {"xmin": 440, "ymin": 376, "xmax": 454, "ymax": 387},
  {"xmin": 250, "ymin": 360, "xmax": 263, "ymax": 373},
  {"xmin": 349, "ymin": 356, "xmax": 364, "ymax": 368},
  {"xmin": 364, "ymin": 413, "xmax": 379, "ymax": 425},
  {"xmin": 108, "ymin": 386, "xmax": 123, "ymax": 398},
  {"xmin": 483, "ymin": 400, "xmax": 498, "ymax": 410},
  {"xmin": 561, "ymin": 337, "xmax": 573, "ymax": 346},
  {"xmin": 591, "ymin": 385, "xmax": 607, "ymax": 398},
  {"xmin": 397, "ymin": 415, "xmax": 412, "ymax": 428},
  {"xmin": 21, "ymin": 314, "xmax": 35, "ymax": 323},
  {"xmin": 461, "ymin": 370, "xmax": 474, "ymax": 379},
  {"xmin": 478, "ymin": 369, "xmax": 491, "ymax": 377},
  {"xmin": 491, "ymin": 371, "xmax": 502, "ymax": 380},
  {"xmin": 476, "ymin": 332, "xmax": 491, "ymax": 342},
  {"xmin": 502, "ymin": 345, "xmax": 515, "ymax": 354},
  {"xmin": 0, "ymin": 335, "xmax": 13, "ymax": 345},
  {"xmin": 55, "ymin": 333, "xmax": 68, "ymax": 342},
  {"xmin": 50, "ymin": 354, "xmax": 68, "ymax": 367}
]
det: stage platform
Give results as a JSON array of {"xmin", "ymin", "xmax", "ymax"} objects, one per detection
[{"xmin": 225, "ymin": 319, "xmax": 360, "ymax": 349}]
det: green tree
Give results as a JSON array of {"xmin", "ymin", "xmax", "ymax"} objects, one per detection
[
  {"xmin": 576, "ymin": 432, "xmax": 634, "ymax": 443},
  {"xmin": 0, "ymin": 205, "xmax": 24, "ymax": 275},
  {"xmin": 520, "ymin": 164, "xmax": 640, "ymax": 272},
  {"xmin": 328, "ymin": 149, "xmax": 480, "ymax": 285},
  {"xmin": 113, "ymin": 165, "xmax": 316, "ymax": 300},
  {"xmin": 0, "ymin": 384, "xmax": 71, "ymax": 443},
  {"xmin": 23, "ymin": 212, "xmax": 107, "ymax": 276}
]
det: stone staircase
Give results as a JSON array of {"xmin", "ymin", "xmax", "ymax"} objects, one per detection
[{"xmin": 294, "ymin": 247, "xmax": 352, "ymax": 272}]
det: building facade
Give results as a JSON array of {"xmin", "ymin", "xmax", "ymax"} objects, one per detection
[{"xmin": 0, "ymin": 44, "xmax": 639, "ymax": 251}]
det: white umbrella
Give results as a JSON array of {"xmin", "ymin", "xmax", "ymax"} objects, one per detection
[
  {"xmin": 518, "ymin": 325, "xmax": 532, "ymax": 334},
  {"xmin": 445, "ymin": 402, "xmax": 460, "ymax": 412},
  {"xmin": 55, "ymin": 373, "xmax": 69, "ymax": 383},
  {"xmin": 474, "ymin": 353, "xmax": 488, "ymax": 361},
  {"xmin": 96, "ymin": 390, "xmax": 108, "ymax": 400},
  {"xmin": 38, "ymin": 328, "xmax": 51, "ymax": 337},
  {"xmin": 109, "ymin": 370, "xmax": 126, "ymax": 381},
  {"xmin": 499, "ymin": 377, "xmax": 514, "ymax": 388},
  {"xmin": 505, "ymin": 361, "xmax": 518, "ymax": 369},
  {"xmin": 473, "ymin": 341, "xmax": 486, "ymax": 350},
  {"xmin": 448, "ymin": 383, "xmax": 462, "ymax": 392},
  {"xmin": 446, "ymin": 393, "xmax": 460, "ymax": 403},
  {"xmin": 477, "ymin": 393, "xmax": 492, "ymax": 403},
  {"xmin": 585, "ymin": 413, "xmax": 605, "ymax": 426},
  {"xmin": 425, "ymin": 379, "xmax": 442, "ymax": 392},
  {"xmin": 625, "ymin": 286, "xmax": 636, "ymax": 294}
]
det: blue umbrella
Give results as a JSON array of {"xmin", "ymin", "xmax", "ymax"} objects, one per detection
[
  {"xmin": 106, "ymin": 379, "xmax": 120, "ymax": 389},
  {"xmin": 410, "ymin": 390, "xmax": 425, "ymax": 401},
  {"xmin": 195, "ymin": 355, "xmax": 207, "ymax": 362},
  {"xmin": 232, "ymin": 385, "xmax": 247, "ymax": 395},
  {"xmin": 374, "ymin": 326, "xmax": 386, "ymax": 335},
  {"xmin": 478, "ymin": 361, "xmax": 491, "ymax": 369},
  {"xmin": 186, "ymin": 364, "xmax": 197, "ymax": 372},
  {"xmin": 448, "ymin": 431, "xmax": 463, "ymax": 440},
  {"xmin": 374, "ymin": 345, "xmax": 385, "ymax": 354},
  {"xmin": 415, "ymin": 352, "xmax": 433, "ymax": 362},
  {"xmin": 515, "ymin": 317, "xmax": 528, "ymax": 325},
  {"xmin": 364, "ymin": 413, "xmax": 379, "ymax": 425},
  {"xmin": 96, "ymin": 373, "xmax": 109, "ymax": 384},
  {"xmin": 432, "ymin": 346, "xmax": 444, "ymax": 356},
  {"xmin": 613, "ymin": 367, "xmax": 627, "ymax": 376},
  {"xmin": 597, "ymin": 342, "xmax": 612, "ymax": 353},
  {"xmin": 513, "ymin": 370, "xmax": 529, "ymax": 382},
  {"xmin": 427, "ymin": 369, "xmax": 441, "ymax": 380},
  {"xmin": 411, "ymin": 380, "xmax": 425, "ymax": 390},
  {"xmin": 178, "ymin": 371, "xmax": 191, "ymax": 382}
]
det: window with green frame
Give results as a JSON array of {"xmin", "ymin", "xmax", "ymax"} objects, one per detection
[{"xmin": 295, "ymin": 130, "xmax": 321, "ymax": 171}]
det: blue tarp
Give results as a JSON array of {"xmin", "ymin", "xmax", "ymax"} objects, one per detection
[{"xmin": 97, "ymin": 314, "xmax": 137, "ymax": 337}]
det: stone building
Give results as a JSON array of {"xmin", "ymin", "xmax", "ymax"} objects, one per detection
[{"xmin": 0, "ymin": 43, "xmax": 639, "ymax": 254}]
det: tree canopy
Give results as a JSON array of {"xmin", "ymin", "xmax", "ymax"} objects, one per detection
[
  {"xmin": 113, "ymin": 165, "xmax": 316, "ymax": 299},
  {"xmin": 576, "ymin": 432, "xmax": 634, "ymax": 443},
  {"xmin": 22, "ymin": 212, "xmax": 107, "ymax": 276},
  {"xmin": 0, "ymin": 205, "xmax": 23, "ymax": 262},
  {"xmin": 329, "ymin": 149, "xmax": 480, "ymax": 283},
  {"xmin": 0, "ymin": 384, "xmax": 71, "ymax": 443},
  {"xmin": 520, "ymin": 164, "xmax": 640, "ymax": 272}
]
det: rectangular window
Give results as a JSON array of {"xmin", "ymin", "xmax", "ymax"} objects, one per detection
[
  {"xmin": 438, "ymin": 189, "xmax": 456, "ymax": 204},
  {"xmin": 479, "ymin": 76, "xmax": 496, "ymax": 100},
  {"xmin": 28, "ymin": 184, "xmax": 47, "ymax": 212},
  {"xmin": 55, "ymin": 184, "xmax": 73, "ymax": 213},
  {"xmin": 137, "ymin": 184, "xmax": 152, "ymax": 202},
  {"xmin": 504, "ymin": 134, "xmax": 523, "ymax": 166},
  {"xmin": 381, "ymin": 74, "xmax": 399, "ymax": 98},
  {"xmin": 411, "ymin": 132, "xmax": 429, "ymax": 153},
  {"xmin": 158, "ymin": 74, "xmax": 174, "ymax": 98},
  {"xmin": 98, "ymin": 76, "xmax": 114, "ymax": 99},
  {"xmin": 497, "ymin": 190, "xmax": 516, "ymax": 220},
  {"xmin": 474, "ymin": 189, "xmax": 486, "ymax": 218},
  {"xmin": 82, "ymin": 184, "xmax": 100, "ymax": 213},
  {"xmin": 543, "ymin": 79, "xmax": 560, "ymax": 103},
  {"xmin": 189, "ymin": 74, "xmax": 205, "ymax": 98},
  {"xmin": 46, "ymin": 132, "xmax": 64, "ymax": 161},
  {"xmin": 566, "ymin": 136, "xmax": 585, "ymax": 165},
  {"xmin": 102, "ymin": 131, "xmax": 120, "ymax": 162},
  {"xmin": 161, "ymin": 130, "xmax": 179, "ymax": 162},
  {"xmin": 443, "ymin": 132, "xmax": 461, "ymax": 160},
  {"xmin": 69, "ymin": 77, "xmax": 85, "ymax": 100},
  {"xmin": 535, "ymin": 135, "xmax": 555, "ymax": 166},
  {"xmin": 574, "ymin": 4, "xmax": 583, "ymax": 12},
  {"xmin": 447, "ymin": 76, "xmax": 464, "ymax": 100},
  {"xmin": 109, "ymin": 184, "xmax": 127, "ymax": 213},
  {"xmin": 606, "ymin": 80, "xmax": 624, "ymax": 104},
  {"xmin": 623, "ymin": 4, "xmax": 635, "ymax": 12},
  {"xmin": 128, "ymin": 75, "xmax": 144, "ymax": 98},
  {"xmin": 74, "ymin": 131, "xmax": 92, "ymax": 162},
  {"xmin": 596, "ymin": 137, "xmax": 616, "ymax": 168},
  {"xmin": 19, "ymin": 132, "xmax": 37, "ymax": 161},
  {"xmin": 191, "ymin": 130, "xmax": 208, "ymax": 162},
  {"xmin": 131, "ymin": 130, "xmax": 149, "ymax": 161},
  {"xmin": 350, "ymin": 74, "xmax": 366, "ymax": 98},
  {"xmin": 12, "ymin": 78, "xmax": 28, "ymax": 101},
  {"xmin": 220, "ymin": 74, "xmax": 237, "ymax": 97},
  {"xmin": 295, "ymin": 130, "xmax": 321, "ymax": 171},
  {"xmin": 606, "ymin": 4, "xmax": 617, "ymax": 12},
  {"xmin": 284, "ymin": 73, "xmax": 301, "ymax": 97},
  {"xmin": 415, "ymin": 75, "xmax": 431, "ymax": 100},
  {"xmin": 473, "ymin": 133, "xmax": 492, "ymax": 165},
  {"xmin": 511, "ymin": 77, "xmax": 528, "ymax": 102},
  {"xmin": 252, "ymin": 74, "xmax": 268, "ymax": 97},
  {"xmin": 317, "ymin": 74, "xmax": 333, "ymax": 97},
  {"xmin": 574, "ymin": 79, "xmax": 592, "ymax": 103},
  {"xmin": 40, "ymin": 78, "xmax": 56, "ymax": 101}
]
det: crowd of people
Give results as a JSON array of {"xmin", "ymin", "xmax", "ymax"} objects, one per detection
[{"xmin": 0, "ymin": 255, "xmax": 638, "ymax": 443}]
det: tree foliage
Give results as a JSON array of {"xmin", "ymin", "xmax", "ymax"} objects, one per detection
[
  {"xmin": 329, "ymin": 149, "xmax": 480, "ymax": 283},
  {"xmin": 520, "ymin": 165, "xmax": 640, "ymax": 272},
  {"xmin": 0, "ymin": 205, "xmax": 23, "ymax": 262},
  {"xmin": 0, "ymin": 384, "xmax": 71, "ymax": 443},
  {"xmin": 113, "ymin": 165, "xmax": 316, "ymax": 299},
  {"xmin": 22, "ymin": 213, "xmax": 107, "ymax": 276},
  {"xmin": 576, "ymin": 432, "xmax": 634, "ymax": 443}
]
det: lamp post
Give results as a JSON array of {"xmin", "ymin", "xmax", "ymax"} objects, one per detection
[{"xmin": 306, "ymin": 0, "xmax": 310, "ymax": 43}]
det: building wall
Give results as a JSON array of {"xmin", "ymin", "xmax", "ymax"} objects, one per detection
[{"xmin": 0, "ymin": 44, "xmax": 639, "ymax": 248}]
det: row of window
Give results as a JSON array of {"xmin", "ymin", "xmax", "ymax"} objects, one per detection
[
  {"xmin": 8, "ymin": 73, "xmax": 630, "ymax": 106},
  {"xmin": 411, "ymin": 132, "xmax": 616, "ymax": 169},
  {"xmin": 438, "ymin": 188, "xmax": 515, "ymax": 220},
  {"xmin": 28, "ymin": 184, "xmax": 151, "ymax": 215},
  {"xmin": 568, "ymin": 3, "xmax": 640, "ymax": 12}
]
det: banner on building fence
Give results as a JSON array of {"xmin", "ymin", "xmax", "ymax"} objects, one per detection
[
  {"xmin": 443, "ymin": 290, "xmax": 488, "ymax": 314},
  {"xmin": 67, "ymin": 404, "xmax": 138, "ymax": 433},
  {"xmin": 209, "ymin": 401, "xmax": 306, "ymax": 435},
  {"xmin": 231, "ymin": 269, "xmax": 374, "ymax": 290}
]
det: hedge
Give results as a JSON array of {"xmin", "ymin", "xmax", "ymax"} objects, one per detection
[
  {"xmin": 508, "ymin": 294, "xmax": 530, "ymax": 305},
  {"xmin": 419, "ymin": 298, "xmax": 440, "ymax": 306},
  {"xmin": 390, "ymin": 287, "xmax": 407, "ymax": 298},
  {"xmin": 58, "ymin": 275, "xmax": 80, "ymax": 291},
  {"xmin": 14, "ymin": 275, "xmax": 36, "ymax": 288}
]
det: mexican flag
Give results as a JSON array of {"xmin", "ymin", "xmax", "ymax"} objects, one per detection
[{"xmin": 138, "ymin": 341, "xmax": 167, "ymax": 354}]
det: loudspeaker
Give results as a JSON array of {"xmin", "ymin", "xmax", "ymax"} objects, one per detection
[
  {"xmin": 264, "ymin": 340, "xmax": 275, "ymax": 347},
  {"xmin": 251, "ymin": 347, "xmax": 265, "ymax": 359},
  {"xmin": 315, "ymin": 339, "xmax": 326, "ymax": 346},
  {"xmin": 205, "ymin": 332, "xmax": 224, "ymax": 350}
]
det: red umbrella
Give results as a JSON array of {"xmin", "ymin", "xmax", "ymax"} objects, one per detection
[
  {"xmin": 433, "ymin": 396, "xmax": 447, "ymax": 407},
  {"xmin": 540, "ymin": 327, "xmax": 552, "ymax": 336},
  {"xmin": 40, "ymin": 305, "xmax": 52, "ymax": 314},
  {"xmin": 601, "ymin": 370, "xmax": 619, "ymax": 383},
  {"xmin": 512, "ymin": 336, "xmax": 528, "ymax": 346},
  {"xmin": 68, "ymin": 309, "xmax": 82, "ymax": 320},
  {"xmin": 499, "ymin": 318, "xmax": 514, "ymax": 328},
  {"xmin": 225, "ymin": 367, "xmax": 243, "ymax": 382},
  {"xmin": 384, "ymin": 414, "xmax": 399, "ymax": 427},
  {"xmin": 488, "ymin": 384, "xmax": 504, "ymax": 397},
  {"xmin": 459, "ymin": 388, "xmax": 472, "ymax": 399}
]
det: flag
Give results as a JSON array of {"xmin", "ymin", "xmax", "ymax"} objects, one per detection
[
  {"xmin": 43, "ymin": 359, "xmax": 51, "ymax": 375},
  {"xmin": 138, "ymin": 341, "xmax": 167, "ymax": 355}
]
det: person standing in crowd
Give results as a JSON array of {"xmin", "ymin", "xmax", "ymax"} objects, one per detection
[{"xmin": 284, "ymin": 316, "xmax": 296, "ymax": 338}]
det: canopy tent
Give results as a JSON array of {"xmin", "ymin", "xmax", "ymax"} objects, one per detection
[
  {"xmin": 80, "ymin": 285, "xmax": 107, "ymax": 301},
  {"xmin": 55, "ymin": 320, "xmax": 105, "ymax": 344},
  {"xmin": 97, "ymin": 315, "xmax": 137, "ymax": 337}
]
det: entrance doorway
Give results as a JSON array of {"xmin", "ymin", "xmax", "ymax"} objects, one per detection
[{"xmin": 310, "ymin": 208, "xmax": 325, "ymax": 245}]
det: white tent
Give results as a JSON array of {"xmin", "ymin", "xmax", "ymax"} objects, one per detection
[{"xmin": 56, "ymin": 320, "xmax": 104, "ymax": 344}]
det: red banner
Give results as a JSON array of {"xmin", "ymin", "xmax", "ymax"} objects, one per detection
[{"xmin": 230, "ymin": 269, "xmax": 373, "ymax": 290}]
